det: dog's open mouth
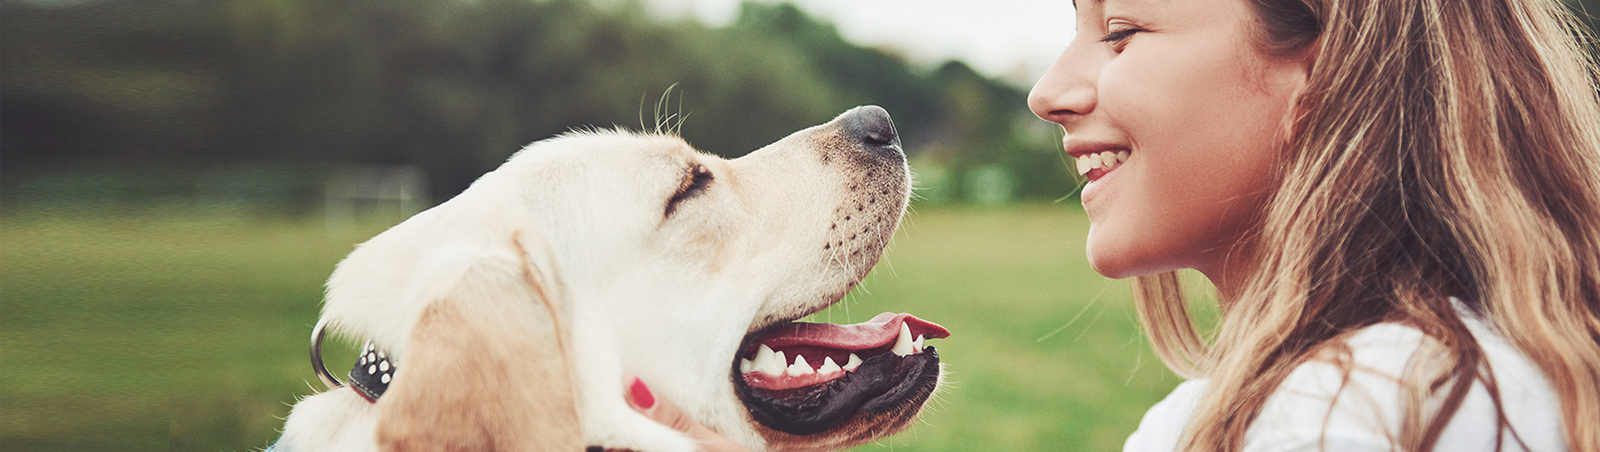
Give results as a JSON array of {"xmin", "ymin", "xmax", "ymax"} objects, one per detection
[{"xmin": 732, "ymin": 312, "xmax": 949, "ymax": 435}]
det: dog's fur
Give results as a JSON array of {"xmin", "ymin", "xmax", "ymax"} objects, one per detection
[{"xmin": 273, "ymin": 106, "xmax": 930, "ymax": 451}]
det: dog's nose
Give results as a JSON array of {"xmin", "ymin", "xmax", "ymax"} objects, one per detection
[{"xmin": 841, "ymin": 105, "xmax": 901, "ymax": 150}]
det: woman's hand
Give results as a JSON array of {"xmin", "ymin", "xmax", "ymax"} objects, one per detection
[{"xmin": 623, "ymin": 375, "xmax": 752, "ymax": 452}]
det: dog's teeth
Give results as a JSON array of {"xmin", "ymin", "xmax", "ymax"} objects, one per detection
[
  {"xmin": 914, "ymin": 335, "xmax": 925, "ymax": 352},
  {"xmin": 891, "ymin": 323, "xmax": 915, "ymax": 356},
  {"xmin": 755, "ymin": 344, "xmax": 775, "ymax": 365},
  {"xmin": 752, "ymin": 344, "xmax": 786, "ymax": 376},
  {"xmin": 740, "ymin": 358, "xmax": 753, "ymax": 374},
  {"xmin": 844, "ymin": 353, "xmax": 863, "ymax": 372},
  {"xmin": 818, "ymin": 357, "xmax": 842, "ymax": 375},
  {"xmin": 787, "ymin": 355, "xmax": 815, "ymax": 376},
  {"xmin": 769, "ymin": 351, "xmax": 788, "ymax": 376}
]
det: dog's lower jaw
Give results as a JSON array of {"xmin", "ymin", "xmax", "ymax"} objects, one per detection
[
  {"xmin": 754, "ymin": 363, "xmax": 944, "ymax": 452},
  {"xmin": 733, "ymin": 346, "xmax": 943, "ymax": 446}
]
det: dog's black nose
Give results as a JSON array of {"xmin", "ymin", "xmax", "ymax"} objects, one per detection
[{"xmin": 842, "ymin": 105, "xmax": 901, "ymax": 150}]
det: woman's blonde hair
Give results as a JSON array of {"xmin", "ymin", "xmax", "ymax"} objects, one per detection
[{"xmin": 1132, "ymin": 0, "xmax": 1600, "ymax": 450}]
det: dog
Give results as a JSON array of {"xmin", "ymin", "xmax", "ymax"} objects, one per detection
[{"xmin": 270, "ymin": 106, "xmax": 950, "ymax": 452}]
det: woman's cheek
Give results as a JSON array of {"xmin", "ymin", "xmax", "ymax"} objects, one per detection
[
  {"xmin": 1097, "ymin": 59, "xmax": 1138, "ymax": 115},
  {"xmin": 1097, "ymin": 59, "xmax": 1166, "ymax": 139}
]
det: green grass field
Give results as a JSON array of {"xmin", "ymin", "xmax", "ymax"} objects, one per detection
[{"xmin": 1, "ymin": 204, "xmax": 1194, "ymax": 451}]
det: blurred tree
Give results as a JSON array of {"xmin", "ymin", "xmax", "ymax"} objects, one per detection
[{"xmin": 1, "ymin": 0, "xmax": 1084, "ymax": 206}]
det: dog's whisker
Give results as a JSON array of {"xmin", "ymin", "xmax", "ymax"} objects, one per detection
[{"xmin": 638, "ymin": 92, "xmax": 649, "ymax": 133}]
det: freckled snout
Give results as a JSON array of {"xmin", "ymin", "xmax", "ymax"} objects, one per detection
[{"xmin": 817, "ymin": 105, "xmax": 908, "ymax": 286}]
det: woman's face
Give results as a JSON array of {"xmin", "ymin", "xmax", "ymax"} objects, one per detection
[{"xmin": 1028, "ymin": 0, "xmax": 1309, "ymax": 286}]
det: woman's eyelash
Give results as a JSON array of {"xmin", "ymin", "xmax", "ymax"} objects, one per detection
[{"xmin": 1099, "ymin": 28, "xmax": 1144, "ymax": 44}]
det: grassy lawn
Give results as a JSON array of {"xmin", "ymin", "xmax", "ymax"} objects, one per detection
[{"xmin": 1, "ymin": 203, "xmax": 1193, "ymax": 451}]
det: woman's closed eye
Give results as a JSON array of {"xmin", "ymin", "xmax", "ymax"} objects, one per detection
[{"xmin": 1099, "ymin": 26, "xmax": 1147, "ymax": 51}]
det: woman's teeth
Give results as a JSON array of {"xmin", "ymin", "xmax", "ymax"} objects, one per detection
[{"xmin": 1076, "ymin": 150, "xmax": 1130, "ymax": 175}]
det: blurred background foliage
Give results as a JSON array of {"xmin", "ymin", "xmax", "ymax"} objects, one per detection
[{"xmin": 1, "ymin": 0, "xmax": 1071, "ymax": 211}]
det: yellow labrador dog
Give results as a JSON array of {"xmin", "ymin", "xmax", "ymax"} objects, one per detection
[{"xmin": 270, "ymin": 106, "xmax": 950, "ymax": 452}]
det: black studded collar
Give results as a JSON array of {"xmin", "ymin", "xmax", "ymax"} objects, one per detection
[
  {"xmin": 310, "ymin": 318, "xmax": 394, "ymax": 402},
  {"xmin": 348, "ymin": 341, "xmax": 396, "ymax": 402}
]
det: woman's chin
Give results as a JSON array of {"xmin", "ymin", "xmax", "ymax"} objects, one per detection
[
  {"xmin": 1089, "ymin": 261, "xmax": 1140, "ymax": 280},
  {"xmin": 1085, "ymin": 246, "xmax": 1137, "ymax": 279},
  {"xmin": 1084, "ymin": 228, "xmax": 1133, "ymax": 278},
  {"xmin": 1085, "ymin": 241, "xmax": 1171, "ymax": 280}
]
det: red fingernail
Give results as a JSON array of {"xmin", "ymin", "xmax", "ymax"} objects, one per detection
[{"xmin": 630, "ymin": 377, "xmax": 655, "ymax": 410}]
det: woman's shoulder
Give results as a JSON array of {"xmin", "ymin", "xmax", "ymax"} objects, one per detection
[
  {"xmin": 1125, "ymin": 379, "xmax": 1209, "ymax": 451},
  {"xmin": 1241, "ymin": 323, "xmax": 1424, "ymax": 450},
  {"xmin": 1125, "ymin": 313, "xmax": 1566, "ymax": 452},
  {"xmin": 1245, "ymin": 314, "xmax": 1565, "ymax": 451}
]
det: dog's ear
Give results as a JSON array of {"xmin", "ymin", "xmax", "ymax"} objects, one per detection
[{"xmin": 374, "ymin": 234, "xmax": 580, "ymax": 451}]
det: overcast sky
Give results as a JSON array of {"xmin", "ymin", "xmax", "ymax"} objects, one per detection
[{"xmin": 635, "ymin": 0, "xmax": 1078, "ymax": 87}]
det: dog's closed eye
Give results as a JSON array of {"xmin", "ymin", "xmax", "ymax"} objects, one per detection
[{"xmin": 665, "ymin": 163, "xmax": 714, "ymax": 217}]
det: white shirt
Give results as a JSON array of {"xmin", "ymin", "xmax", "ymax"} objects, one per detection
[{"xmin": 1124, "ymin": 304, "xmax": 1567, "ymax": 451}]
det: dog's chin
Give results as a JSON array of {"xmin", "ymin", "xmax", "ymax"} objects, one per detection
[
  {"xmin": 729, "ymin": 313, "xmax": 945, "ymax": 449},
  {"xmin": 734, "ymin": 349, "xmax": 940, "ymax": 433},
  {"xmin": 745, "ymin": 365, "xmax": 939, "ymax": 452}
]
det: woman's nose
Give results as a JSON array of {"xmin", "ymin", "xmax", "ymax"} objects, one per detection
[{"xmin": 1028, "ymin": 45, "xmax": 1098, "ymax": 123}]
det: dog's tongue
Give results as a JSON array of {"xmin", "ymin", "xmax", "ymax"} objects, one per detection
[{"xmin": 749, "ymin": 312, "xmax": 950, "ymax": 351}]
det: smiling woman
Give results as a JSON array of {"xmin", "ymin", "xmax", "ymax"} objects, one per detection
[
  {"xmin": 1029, "ymin": 0, "xmax": 1600, "ymax": 450},
  {"xmin": 1031, "ymin": 0, "xmax": 1307, "ymax": 288}
]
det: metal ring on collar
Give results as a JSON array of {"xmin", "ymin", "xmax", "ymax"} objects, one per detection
[{"xmin": 311, "ymin": 316, "xmax": 343, "ymax": 390}]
